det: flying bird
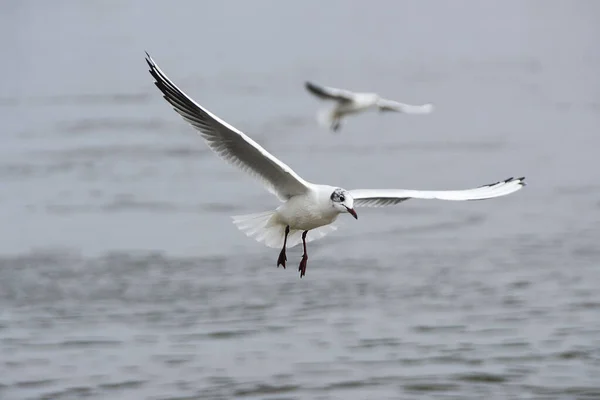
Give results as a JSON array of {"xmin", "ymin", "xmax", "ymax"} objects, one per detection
[
  {"xmin": 305, "ymin": 81, "xmax": 434, "ymax": 132},
  {"xmin": 145, "ymin": 53, "xmax": 526, "ymax": 278}
]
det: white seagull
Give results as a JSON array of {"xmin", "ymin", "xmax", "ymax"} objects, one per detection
[
  {"xmin": 305, "ymin": 81, "xmax": 434, "ymax": 132},
  {"xmin": 145, "ymin": 53, "xmax": 526, "ymax": 278}
]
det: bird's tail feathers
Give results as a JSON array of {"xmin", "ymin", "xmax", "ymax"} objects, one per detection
[
  {"xmin": 231, "ymin": 211, "xmax": 338, "ymax": 249},
  {"xmin": 232, "ymin": 210, "xmax": 282, "ymax": 249}
]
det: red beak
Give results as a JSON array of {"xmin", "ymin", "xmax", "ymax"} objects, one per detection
[{"xmin": 345, "ymin": 206, "xmax": 358, "ymax": 220}]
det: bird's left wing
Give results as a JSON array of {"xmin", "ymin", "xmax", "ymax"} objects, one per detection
[
  {"xmin": 305, "ymin": 81, "xmax": 355, "ymax": 103},
  {"xmin": 145, "ymin": 53, "xmax": 312, "ymax": 201},
  {"xmin": 376, "ymin": 98, "xmax": 434, "ymax": 114},
  {"xmin": 350, "ymin": 177, "xmax": 526, "ymax": 207}
]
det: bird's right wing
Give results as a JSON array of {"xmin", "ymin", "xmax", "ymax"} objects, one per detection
[
  {"xmin": 146, "ymin": 53, "xmax": 312, "ymax": 201},
  {"xmin": 376, "ymin": 98, "xmax": 435, "ymax": 114},
  {"xmin": 350, "ymin": 177, "xmax": 526, "ymax": 207},
  {"xmin": 305, "ymin": 81, "xmax": 355, "ymax": 103}
]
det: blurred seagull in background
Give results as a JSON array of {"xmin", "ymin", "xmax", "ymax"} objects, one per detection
[
  {"xmin": 145, "ymin": 52, "xmax": 525, "ymax": 278},
  {"xmin": 305, "ymin": 81, "xmax": 434, "ymax": 132}
]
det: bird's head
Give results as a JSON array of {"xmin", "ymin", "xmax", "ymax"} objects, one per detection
[{"xmin": 330, "ymin": 188, "xmax": 357, "ymax": 219}]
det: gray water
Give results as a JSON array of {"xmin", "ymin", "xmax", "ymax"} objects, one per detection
[{"xmin": 1, "ymin": 1, "xmax": 600, "ymax": 399}]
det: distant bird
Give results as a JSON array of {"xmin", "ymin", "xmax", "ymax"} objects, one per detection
[
  {"xmin": 145, "ymin": 52, "xmax": 525, "ymax": 278},
  {"xmin": 305, "ymin": 81, "xmax": 434, "ymax": 132}
]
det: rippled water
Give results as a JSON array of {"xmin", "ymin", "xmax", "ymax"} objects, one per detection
[{"xmin": 2, "ymin": 1, "xmax": 600, "ymax": 399}]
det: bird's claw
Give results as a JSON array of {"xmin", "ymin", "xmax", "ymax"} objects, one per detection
[
  {"xmin": 298, "ymin": 255, "xmax": 308, "ymax": 278},
  {"xmin": 277, "ymin": 249, "xmax": 287, "ymax": 269}
]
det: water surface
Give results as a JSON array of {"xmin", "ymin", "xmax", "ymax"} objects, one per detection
[{"xmin": 1, "ymin": 1, "xmax": 599, "ymax": 399}]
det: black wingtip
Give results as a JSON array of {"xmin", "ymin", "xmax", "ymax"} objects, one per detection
[
  {"xmin": 478, "ymin": 176, "xmax": 527, "ymax": 189},
  {"xmin": 505, "ymin": 176, "xmax": 527, "ymax": 187},
  {"xmin": 144, "ymin": 52, "xmax": 153, "ymax": 69},
  {"xmin": 144, "ymin": 51, "xmax": 156, "ymax": 69}
]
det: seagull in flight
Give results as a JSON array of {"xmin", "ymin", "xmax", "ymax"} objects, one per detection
[
  {"xmin": 305, "ymin": 81, "xmax": 434, "ymax": 132},
  {"xmin": 145, "ymin": 53, "xmax": 526, "ymax": 278}
]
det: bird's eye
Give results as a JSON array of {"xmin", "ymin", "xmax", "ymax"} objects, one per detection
[{"xmin": 339, "ymin": 195, "xmax": 345, "ymax": 202}]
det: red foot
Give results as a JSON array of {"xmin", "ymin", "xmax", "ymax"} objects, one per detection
[{"xmin": 298, "ymin": 254, "xmax": 308, "ymax": 278}]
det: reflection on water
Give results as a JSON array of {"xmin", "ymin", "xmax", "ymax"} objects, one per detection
[{"xmin": 1, "ymin": 1, "xmax": 599, "ymax": 399}]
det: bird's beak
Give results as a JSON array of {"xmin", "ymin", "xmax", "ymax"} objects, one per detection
[{"xmin": 345, "ymin": 206, "xmax": 358, "ymax": 220}]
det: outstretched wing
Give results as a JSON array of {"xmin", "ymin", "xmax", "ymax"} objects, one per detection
[
  {"xmin": 376, "ymin": 98, "xmax": 435, "ymax": 114},
  {"xmin": 146, "ymin": 52, "xmax": 312, "ymax": 201},
  {"xmin": 305, "ymin": 81, "xmax": 355, "ymax": 103},
  {"xmin": 351, "ymin": 177, "xmax": 526, "ymax": 207}
]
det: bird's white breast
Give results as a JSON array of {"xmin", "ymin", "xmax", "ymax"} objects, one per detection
[{"xmin": 275, "ymin": 190, "xmax": 338, "ymax": 231}]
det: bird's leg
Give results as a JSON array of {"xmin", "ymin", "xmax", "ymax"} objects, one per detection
[
  {"xmin": 331, "ymin": 119, "xmax": 341, "ymax": 132},
  {"xmin": 298, "ymin": 230, "xmax": 309, "ymax": 278},
  {"xmin": 277, "ymin": 225, "xmax": 290, "ymax": 269}
]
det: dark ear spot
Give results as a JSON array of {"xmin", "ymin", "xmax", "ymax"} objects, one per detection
[{"xmin": 330, "ymin": 189, "xmax": 342, "ymax": 202}]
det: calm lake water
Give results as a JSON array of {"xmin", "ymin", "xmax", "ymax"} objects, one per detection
[{"xmin": 1, "ymin": 1, "xmax": 599, "ymax": 399}]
